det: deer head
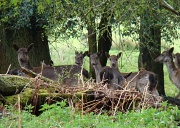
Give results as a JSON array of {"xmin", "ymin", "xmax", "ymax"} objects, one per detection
[
  {"xmin": 88, "ymin": 51, "xmax": 103, "ymax": 66},
  {"xmin": 155, "ymin": 47, "xmax": 174, "ymax": 63},
  {"xmin": 13, "ymin": 43, "xmax": 34, "ymax": 69},
  {"xmin": 105, "ymin": 52, "xmax": 122, "ymax": 68},
  {"xmin": 75, "ymin": 51, "xmax": 88, "ymax": 66}
]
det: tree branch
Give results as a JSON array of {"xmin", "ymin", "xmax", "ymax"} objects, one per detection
[{"xmin": 158, "ymin": 0, "xmax": 180, "ymax": 16}]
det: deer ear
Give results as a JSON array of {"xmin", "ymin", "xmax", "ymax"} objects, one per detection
[
  {"xmin": 98, "ymin": 51, "xmax": 103, "ymax": 57},
  {"xmin": 169, "ymin": 47, "xmax": 174, "ymax": 54},
  {"xmin": 117, "ymin": 52, "xmax": 122, "ymax": 59},
  {"xmin": 105, "ymin": 52, "xmax": 110, "ymax": 58},
  {"xmin": 75, "ymin": 51, "xmax": 79, "ymax": 54},
  {"xmin": 49, "ymin": 60, "xmax": 54, "ymax": 66},
  {"xmin": 86, "ymin": 51, "xmax": 90, "ymax": 57},
  {"xmin": 27, "ymin": 43, "xmax": 34, "ymax": 52},
  {"xmin": 12, "ymin": 44, "xmax": 19, "ymax": 51},
  {"xmin": 83, "ymin": 51, "xmax": 89, "ymax": 57}
]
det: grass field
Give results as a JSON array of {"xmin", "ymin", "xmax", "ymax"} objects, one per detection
[{"xmin": 48, "ymin": 34, "xmax": 180, "ymax": 97}]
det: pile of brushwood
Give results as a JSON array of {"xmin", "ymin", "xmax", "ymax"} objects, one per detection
[{"xmin": 0, "ymin": 74, "xmax": 165, "ymax": 116}]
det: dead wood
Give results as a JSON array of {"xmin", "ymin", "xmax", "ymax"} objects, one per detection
[
  {"xmin": 0, "ymin": 75, "xmax": 166, "ymax": 115},
  {"xmin": 163, "ymin": 96, "xmax": 180, "ymax": 109},
  {"xmin": 0, "ymin": 74, "xmax": 31, "ymax": 96}
]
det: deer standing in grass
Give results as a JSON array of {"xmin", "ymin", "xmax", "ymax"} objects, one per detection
[
  {"xmin": 155, "ymin": 47, "xmax": 180, "ymax": 97},
  {"xmin": 105, "ymin": 52, "xmax": 159, "ymax": 95},
  {"xmin": 12, "ymin": 43, "xmax": 89, "ymax": 86},
  {"xmin": 88, "ymin": 51, "xmax": 125, "ymax": 90}
]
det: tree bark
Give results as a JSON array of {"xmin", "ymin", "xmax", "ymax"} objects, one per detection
[
  {"xmin": 158, "ymin": 0, "xmax": 180, "ymax": 15},
  {"xmin": 138, "ymin": 3, "xmax": 165, "ymax": 96},
  {"xmin": 87, "ymin": 11, "xmax": 97, "ymax": 79},
  {"xmin": 0, "ymin": 16, "xmax": 51, "ymax": 74},
  {"xmin": 98, "ymin": 12, "xmax": 112, "ymax": 67},
  {"xmin": 0, "ymin": 25, "xmax": 10, "ymax": 74},
  {"xmin": 88, "ymin": 26, "xmax": 97, "ymax": 79}
]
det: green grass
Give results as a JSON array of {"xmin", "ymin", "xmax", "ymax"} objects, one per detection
[{"xmin": 0, "ymin": 101, "xmax": 179, "ymax": 128}]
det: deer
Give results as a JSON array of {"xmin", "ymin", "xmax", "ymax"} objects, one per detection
[
  {"xmin": 7, "ymin": 43, "xmax": 34, "ymax": 76},
  {"xmin": 105, "ymin": 52, "xmax": 159, "ymax": 95},
  {"xmin": 12, "ymin": 43, "xmax": 89, "ymax": 86},
  {"xmin": 87, "ymin": 51, "xmax": 125, "ymax": 90},
  {"xmin": 155, "ymin": 47, "xmax": 180, "ymax": 97}
]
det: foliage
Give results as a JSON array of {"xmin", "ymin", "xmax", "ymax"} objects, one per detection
[
  {"xmin": 0, "ymin": 0, "xmax": 179, "ymax": 42},
  {"xmin": 0, "ymin": 101, "xmax": 180, "ymax": 128}
]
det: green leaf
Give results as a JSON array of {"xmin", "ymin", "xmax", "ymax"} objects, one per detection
[{"xmin": 11, "ymin": 0, "xmax": 18, "ymax": 6}]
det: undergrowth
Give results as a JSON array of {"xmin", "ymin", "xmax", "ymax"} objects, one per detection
[{"xmin": 0, "ymin": 101, "xmax": 180, "ymax": 128}]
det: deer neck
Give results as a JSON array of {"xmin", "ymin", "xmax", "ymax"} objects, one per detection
[
  {"xmin": 165, "ymin": 58, "xmax": 180, "ymax": 89},
  {"xmin": 20, "ymin": 61, "xmax": 33, "ymax": 70},
  {"xmin": 110, "ymin": 64, "xmax": 120, "ymax": 72},
  {"xmin": 112, "ymin": 66, "xmax": 119, "ymax": 72},
  {"xmin": 93, "ymin": 61, "xmax": 102, "ymax": 83},
  {"xmin": 165, "ymin": 59, "xmax": 177, "ymax": 79}
]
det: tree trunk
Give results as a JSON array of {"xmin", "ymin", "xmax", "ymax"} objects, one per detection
[
  {"xmin": 88, "ymin": 25, "xmax": 97, "ymax": 79},
  {"xmin": 0, "ymin": 25, "xmax": 10, "ymax": 74},
  {"xmin": 98, "ymin": 12, "xmax": 112, "ymax": 67},
  {"xmin": 0, "ymin": 16, "xmax": 51, "ymax": 73},
  {"xmin": 86, "ymin": 10, "xmax": 97, "ymax": 79},
  {"xmin": 138, "ymin": 6, "xmax": 165, "ymax": 96}
]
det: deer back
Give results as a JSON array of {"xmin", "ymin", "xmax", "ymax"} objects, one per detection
[
  {"xmin": 32, "ymin": 65, "xmax": 89, "ymax": 86},
  {"xmin": 123, "ymin": 70, "xmax": 158, "ymax": 95}
]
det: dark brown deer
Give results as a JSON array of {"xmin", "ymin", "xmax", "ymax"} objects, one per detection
[
  {"xmin": 12, "ymin": 43, "xmax": 88, "ymax": 86},
  {"xmin": 105, "ymin": 52, "xmax": 159, "ymax": 95},
  {"xmin": 7, "ymin": 43, "xmax": 34, "ymax": 76},
  {"xmin": 13, "ymin": 43, "xmax": 34, "ymax": 70},
  {"xmin": 155, "ymin": 47, "xmax": 180, "ymax": 97},
  {"xmin": 88, "ymin": 51, "xmax": 125, "ymax": 90}
]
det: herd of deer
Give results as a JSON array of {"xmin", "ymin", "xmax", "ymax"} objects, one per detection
[{"xmin": 7, "ymin": 43, "xmax": 180, "ymax": 97}]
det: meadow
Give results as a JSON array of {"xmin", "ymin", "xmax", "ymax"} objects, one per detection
[{"xmin": 49, "ymin": 34, "xmax": 180, "ymax": 97}]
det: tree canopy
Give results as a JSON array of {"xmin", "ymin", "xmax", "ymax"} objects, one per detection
[{"xmin": 1, "ymin": 0, "xmax": 179, "ymax": 43}]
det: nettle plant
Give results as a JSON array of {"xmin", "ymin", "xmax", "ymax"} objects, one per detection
[{"xmin": 0, "ymin": 101, "xmax": 180, "ymax": 127}]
